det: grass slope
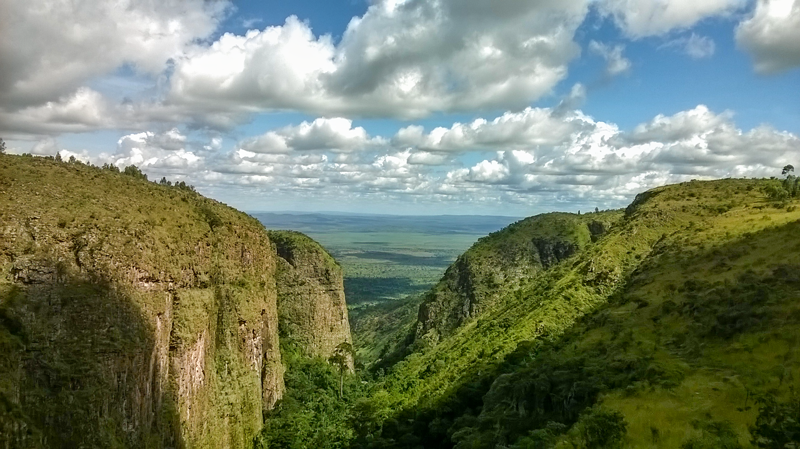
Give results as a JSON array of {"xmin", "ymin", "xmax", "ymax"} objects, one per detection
[
  {"xmin": 0, "ymin": 154, "xmax": 282, "ymax": 448},
  {"xmin": 354, "ymin": 178, "xmax": 800, "ymax": 448},
  {"xmin": 415, "ymin": 210, "xmax": 623, "ymax": 346},
  {"xmin": 350, "ymin": 295, "xmax": 422, "ymax": 369}
]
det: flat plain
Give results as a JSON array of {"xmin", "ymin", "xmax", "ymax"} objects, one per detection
[{"xmin": 252, "ymin": 213, "xmax": 519, "ymax": 304}]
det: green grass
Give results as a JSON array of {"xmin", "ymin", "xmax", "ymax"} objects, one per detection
[
  {"xmin": 0, "ymin": 154, "xmax": 282, "ymax": 449},
  {"xmin": 314, "ymin": 231, "xmax": 483, "ymax": 304},
  {"xmin": 349, "ymin": 178, "xmax": 800, "ymax": 448}
]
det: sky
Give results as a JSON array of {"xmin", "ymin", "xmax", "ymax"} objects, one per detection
[{"xmin": 1, "ymin": 0, "xmax": 799, "ymax": 216}]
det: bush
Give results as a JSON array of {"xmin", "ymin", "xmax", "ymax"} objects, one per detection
[
  {"xmin": 681, "ymin": 419, "xmax": 742, "ymax": 449},
  {"xmin": 751, "ymin": 396, "xmax": 800, "ymax": 448},
  {"xmin": 122, "ymin": 165, "xmax": 147, "ymax": 181},
  {"xmin": 569, "ymin": 406, "xmax": 627, "ymax": 448}
]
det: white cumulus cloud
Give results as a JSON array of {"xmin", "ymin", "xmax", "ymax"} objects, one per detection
[
  {"xmin": 99, "ymin": 129, "xmax": 202, "ymax": 171},
  {"xmin": 0, "ymin": 0, "xmax": 228, "ymax": 110},
  {"xmin": 168, "ymin": 0, "xmax": 589, "ymax": 118},
  {"xmin": 736, "ymin": 0, "xmax": 800, "ymax": 73},
  {"xmin": 598, "ymin": 0, "xmax": 745, "ymax": 37},
  {"xmin": 236, "ymin": 118, "xmax": 385, "ymax": 154}
]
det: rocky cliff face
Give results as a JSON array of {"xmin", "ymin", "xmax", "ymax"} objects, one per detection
[
  {"xmin": 415, "ymin": 212, "xmax": 621, "ymax": 345},
  {"xmin": 0, "ymin": 156, "xmax": 348, "ymax": 448},
  {"xmin": 269, "ymin": 231, "xmax": 352, "ymax": 369}
]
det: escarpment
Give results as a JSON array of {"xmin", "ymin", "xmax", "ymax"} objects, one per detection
[
  {"xmin": 0, "ymin": 156, "xmax": 346, "ymax": 448},
  {"xmin": 415, "ymin": 212, "xmax": 622, "ymax": 345},
  {"xmin": 269, "ymin": 231, "xmax": 352, "ymax": 369}
]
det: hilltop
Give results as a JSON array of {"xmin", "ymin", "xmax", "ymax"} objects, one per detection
[{"xmin": 0, "ymin": 154, "xmax": 352, "ymax": 448}]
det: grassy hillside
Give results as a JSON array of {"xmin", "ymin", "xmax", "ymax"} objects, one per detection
[
  {"xmin": 349, "ymin": 294, "xmax": 422, "ymax": 368},
  {"xmin": 349, "ymin": 178, "xmax": 800, "ymax": 448},
  {"xmin": 415, "ymin": 211, "xmax": 623, "ymax": 346},
  {"xmin": 0, "ymin": 154, "xmax": 285, "ymax": 448}
]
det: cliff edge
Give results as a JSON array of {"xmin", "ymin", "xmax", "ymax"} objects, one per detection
[
  {"xmin": 0, "ymin": 155, "xmax": 349, "ymax": 448},
  {"xmin": 270, "ymin": 230, "xmax": 352, "ymax": 369}
]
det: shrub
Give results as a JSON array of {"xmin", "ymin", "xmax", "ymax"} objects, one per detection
[
  {"xmin": 681, "ymin": 419, "xmax": 742, "ymax": 449},
  {"xmin": 751, "ymin": 396, "xmax": 800, "ymax": 448},
  {"xmin": 571, "ymin": 406, "xmax": 627, "ymax": 448}
]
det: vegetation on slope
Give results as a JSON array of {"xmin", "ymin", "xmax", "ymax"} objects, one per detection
[
  {"xmin": 253, "ymin": 342, "xmax": 375, "ymax": 449},
  {"xmin": 269, "ymin": 230, "xmax": 353, "ymax": 367},
  {"xmin": 345, "ymin": 177, "xmax": 800, "ymax": 448},
  {"xmin": 0, "ymin": 154, "xmax": 284, "ymax": 448},
  {"xmin": 350, "ymin": 294, "xmax": 423, "ymax": 369},
  {"xmin": 415, "ymin": 211, "xmax": 623, "ymax": 346}
]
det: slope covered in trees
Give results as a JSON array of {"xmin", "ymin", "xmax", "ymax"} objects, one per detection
[
  {"xmin": 349, "ymin": 177, "xmax": 800, "ymax": 449},
  {"xmin": 263, "ymin": 177, "xmax": 800, "ymax": 449}
]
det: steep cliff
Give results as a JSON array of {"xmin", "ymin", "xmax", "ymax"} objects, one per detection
[
  {"xmin": 269, "ymin": 231, "xmax": 352, "ymax": 368},
  {"xmin": 414, "ymin": 212, "xmax": 622, "ymax": 345},
  {"xmin": 0, "ymin": 156, "xmax": 288, "ymax": 448}
]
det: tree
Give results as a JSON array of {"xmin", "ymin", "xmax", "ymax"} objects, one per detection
[
  {"xmin": 782, "ymin": 165, "xmax": 794, "ymax": 176},
  {"xmin": 328, "ymin": 342, "xmax": 354, "ymax": 398},
  {"xmin": 0, "ymin": 138, "xmax": 5, "ymax": 154},
  {"xmin": 123, "ymin": 164, "xmax": 147, "ymax": 180}
]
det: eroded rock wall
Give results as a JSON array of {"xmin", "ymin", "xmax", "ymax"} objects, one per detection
[
  {"xmin": 0, "ymin": 156, "xmax": 283, "ymax": 448},
  {"xmin": 269, "ymin": 231, "xmax": 352, "ymax": 368}
]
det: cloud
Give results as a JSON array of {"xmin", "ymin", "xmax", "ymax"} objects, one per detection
[
  {"xmin": 168, "ymin": 0, "xmax": 588, "ymax": 118},
  {"xmin": 236, "ymin": 118, "xmax": 385, "ymax": 154},
  {"xmin": 183, "ymin": 104, "xmax": 796, "ymax": 213},
  {"xmin": 624, "ymin": 105, "xmax": 733, "ymax": 143},
  {"xmin": 589, "ymin": 41, "xmax": 632, "ymax": 76},
  {"xmin": 0, "ymin": 86, "xmax": 255, "ymax": 138},
  {"xmin": 660, "ymin": 33, "xmax": 716, "ymax": 59},
  {"xmin": 98, "ymin": 129, "xmax": 203, "ymax": 171},
  {"xmin": 736, "ymin": 0, "xmax": 800, "ymax": 73},
  {"xmin": 407, "ymin": 152, "xmax": 451, "ymax": 166},
  {"xmin": 598, "ymin": 0, "xmax": 745, "ymax": 37},
  {"xmin": 20, "ymin": 105, "xmax": 796, "ymax": 214},
  {"xmin": 0, "ymin": 0, "xmax": 228, "ymax": 111},
  {"xmin": 29, "ymin": 138, "xmax": 61, "ymax": 156},
  {"xmin": 445, "ymin": 105, "xmax": 799, "ymax": 205},
  {"xmin": 392, "ymin": 107, "xmax": 597, "ymax": 152},
  {"xmin": 0, "ymin": 88, "xmax": 115, "ymax": 136}
]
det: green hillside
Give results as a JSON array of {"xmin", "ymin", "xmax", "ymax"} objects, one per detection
[
  {"xmin": 4, "ymin": 151, "xmax": 800, "ymax": 449},
  {"xmin": 0, "ymin": 154, "xmax": 351, "ymax": 449},
  {"xmin": 415, "ymin": 210, "xmax": 623, "ymax": 347},
  {"xmin": 347, "ymin": 178, "xmax": 800, "ymax": 448}
]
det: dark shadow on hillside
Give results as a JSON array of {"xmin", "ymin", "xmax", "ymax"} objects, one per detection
[
  {"xmin": 353, "ymin": 219, "xmax": 800, "ymax": 449},
  {"xmin": 349, "ymin": 251, "xmax": 454, "ymax": 267},
  {"xmin": 345, "ymin": 277, "xmax": 424, "ymax": 303},
  {"xmin": 0, "ymin": 276, "xmax": 181, "ymax": 449}
]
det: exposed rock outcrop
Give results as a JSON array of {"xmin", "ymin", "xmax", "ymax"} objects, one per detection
[
  {"xmin": 0, "ymin": 156, "xmax": 350, "ymax": 448},
  {"xmin": 269, "ymin": 231, "xmax": 352, "ymax": 369}
]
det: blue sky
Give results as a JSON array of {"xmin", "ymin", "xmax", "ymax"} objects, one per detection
[{"xmin": 2, "ymin": 0, "xmax": 799, "ymax": 215}]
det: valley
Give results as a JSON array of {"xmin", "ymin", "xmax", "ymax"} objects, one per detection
[
  {"xmin": 3, "ymin": 153, "xmax": 800, "ymax": 448},
  {"xmin": 253, "ymin": 212, "xmax": 518, "ymax": 304}
]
